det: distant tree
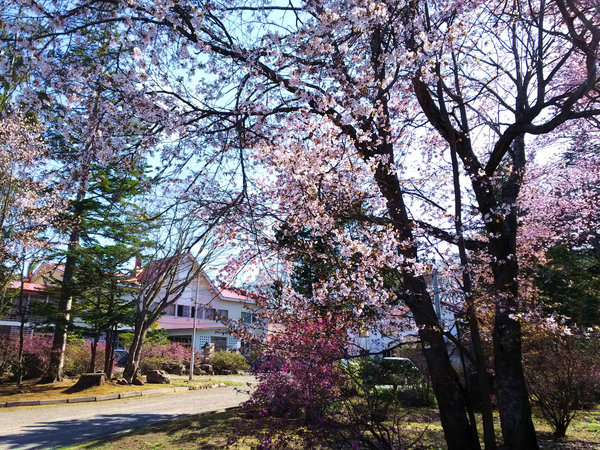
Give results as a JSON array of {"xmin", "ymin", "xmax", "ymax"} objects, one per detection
[
  {"xmin": 537, "ymin": 245, "xmax": 600, "ymax": 328},
  {"xmin": 122, "ymin": 207, "xmax": 228, "ymax": 383}
]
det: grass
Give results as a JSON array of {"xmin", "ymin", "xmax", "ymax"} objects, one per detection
[
  {"xmin": 4, "ymin": 376, "xmax": 597, "ymax": 448},
  {"xmin": 70, "ymin": 410, "xmax": 327, "ymax": 449},
  {"xmin": 534, "ymin": 409, "xmax": 600, "ymax": 448},
  {"xmin": 65, "ymin": 405, "xmax": 600, "ymax": 449},
  {"xmin": 0, "ymin": 374, "xmax": 247, "ymax": 403}
]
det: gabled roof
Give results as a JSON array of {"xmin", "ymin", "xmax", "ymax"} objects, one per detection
[
  {"xmin": 17, "ymin": 255, "xmax": 261, "ymax": 304},
  {"xmin": 28, "ymin": 261, "xmax": 65, "ymax": 286},
  {"xmin": 136, "ymin": 253, "xmax": 257, "ymax": 304},
  {"xmin": 134, "ymin": 254, "xmax": 186, "ymax": 285}
]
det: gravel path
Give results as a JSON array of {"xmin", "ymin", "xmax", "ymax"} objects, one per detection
[{"xmin": 0, "ymin": 386, "xmax": 250, "ymax": 449}]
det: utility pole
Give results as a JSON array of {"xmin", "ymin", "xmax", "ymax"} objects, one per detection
[{"xmin": 189, "ymin": 279, "xmax": 199, "ymax": 381}]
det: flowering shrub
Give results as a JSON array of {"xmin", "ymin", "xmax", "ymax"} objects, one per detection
[
  {"xmin": 0, "ymin": 334, "xmax": 52, "ymax": 381},
  {"xmin": 141, "ymin": 342, "xmax": 190, "ymax": 360},
  {"xmin": 245, "ymin": 315, "xmax": 348, "ymax": 425},
  {"xmin": 0, "ymin": 336, "xmax": 18, "ymax": 381},
  {"xmin": 139, "ymin": 341, "xmax": 199, "ymax": 375}
]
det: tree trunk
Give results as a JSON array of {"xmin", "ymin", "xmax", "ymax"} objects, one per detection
[
  {"xmin": 41, "ymin": 245, "xmax": 77, "ymax": 384},
  {"xmin": 406, "ymin": 276, "xmax": 481, "ymax": 450},
  {"xmin": 88, "ymin": 335, "xmax": 99, "ymax": 373},
  {"xmin": 493, "ymin": 292, "xmax": 537, "ymax": 449},
  {"xmin": 369, "ymin": 145, "xmax": 479, "ymax": 450},
  {"xmin": 16, "ymin": 272, "xmax": 26, "ymax": 386},
  {"xmin": 122, "ymin": 320, "xmax": 149, "ymax": 382},
  {"xmin": 104, "ymin": 329, "xmax": 115, "ymax": 378},
  {"xmin": 41, "ymin": 136, "xmax": 94, "ymax": 384},
  {"xmin": 41, "ymin": 297, "xmax": 72, "ymax": 383},
  {"xmin": 467, "ymin": 303, "xmax": 497, "ymax": 450},
  {"xmin": 487, "ymin": 133, "xmax": 537, "ymax": 449},
  {"xmin": 41, "ymin": 215, "xmax": 85, "ymax": 382}
]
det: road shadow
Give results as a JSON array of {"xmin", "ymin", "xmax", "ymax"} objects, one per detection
[{"xmin": 0, "ymin": 412, "xmax": 181, "ymax": 449}]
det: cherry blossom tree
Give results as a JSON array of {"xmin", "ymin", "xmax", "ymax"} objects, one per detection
[{"xmin": 3, "ymin": 1, "xmax": 599, "ymax": 448}]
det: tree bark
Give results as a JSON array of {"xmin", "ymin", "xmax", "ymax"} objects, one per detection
[
  {"xmin": 487, "ymin": 134, "xmax": 537, "ymax": 449},
  {"xmin": 372, "ymin": 153, "xmax": 479, "ymax": 450},
  {"xmin": 40, "ymin": 235, "xmax": 77, "ymax": 383},
  {"xmin": 41, "ymin": 166, "xmax": 89, "ymax": 384},
  {"xmin": 16, "ymin": 267, "xmax": 26, "ymax": 386},
  {"xmin": 405, "ymin": 277, "xmax": 480, "ymax": 450},
  {"xmin": 122, "ymin": 318, "xmax": 150, "ymax": 382},
  {"xmin": 104, "ymin": 328, "xmax": 115, "ymax": 378},
  {"xmin": 88, "ymin": 335, "xmax": 99, "ymax": 373}
]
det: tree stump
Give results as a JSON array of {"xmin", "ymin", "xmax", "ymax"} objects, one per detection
[{"xmin": 67, "ymin": 373, "xmax": 107, "ymax": 393}]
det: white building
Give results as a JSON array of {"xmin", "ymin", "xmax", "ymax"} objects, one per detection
[
  {"xmin": 156, "ymin": 263, "xmax": 260, "ymax": 352},
  {"xmin": 1, "ymin": 258, "xmax": 263, "ymax": 353}
]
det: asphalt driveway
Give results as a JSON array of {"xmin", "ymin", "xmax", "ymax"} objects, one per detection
[{"xmin": 0, "ymin": 386, "xmax": 250, "ymax": 449}]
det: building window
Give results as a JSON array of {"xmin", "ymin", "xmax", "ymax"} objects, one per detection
[
  {"xmin": 176, "ymin": 305, "xmax": 192, "ymax": 317},
  {"xmin": 211, "ymin": 336, "xmax": 227, "ymax": 351},
  {"xmin": 171, "ymin": 336, "xmax": 192, "ymax": 344},
  {"xmin": 216, "ymin": 309, "xmax": 228, "ymax": 319},
  {"xmin": 241, "ymin": 311, "xmax": 256, "ymax": 324}
]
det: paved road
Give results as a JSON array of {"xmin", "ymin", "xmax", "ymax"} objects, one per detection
[{"xmin": 0, "ymin": 386, "xmax": 250, "ymax": 449}]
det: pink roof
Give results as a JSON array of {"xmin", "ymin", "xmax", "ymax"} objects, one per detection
[
  {"xmin": 219, "ymin": 288, "xmax": 254, "ymax": 302},
  {"xmin": 158, "ymin": 316, "xmax": 228, "ymax": 331},
  {"xmin": 9, "ymin": 281, "xmax": 46, "ymax": 293}
]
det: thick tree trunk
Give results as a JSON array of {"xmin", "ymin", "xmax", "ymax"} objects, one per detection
[
  {"xmin": 405, "ymin": 277, "xmax": 480, "ymax": 450},
  {"xmin": 42, "ymin": 138, "xmax": 94, "ymax": 384},
  {"xmin": 41, "ymin": 242, "xmax": 77, "ymax": 384},
  {"xmin": 487, "ymin": 133, "xmax": 537, "ymax": 449},
  {"xmin": 88, "ymin": 335, "xmax": 99, "ymax": 373},
  {"xmin": 41, "ymin": 296, "xmax": 72, "ymax": 383},
  {"xmin": 16, "ymin": 274, "xmax": 26, "ymax": 386},
  {"xmin": 122, "ymin": 320, "xmax": 149, "ymax": 382},
  {"xmin": 492, "ymin": 260, "xmax": 537, "ymax": 449},
  {"xmin": 104, "ymin": 329, "xmax": 115, "ymax": 378}
]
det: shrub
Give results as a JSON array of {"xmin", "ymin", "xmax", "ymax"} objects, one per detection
[
  {"xmin": 63, "ymin": 339, "xmax": 107, "ymax": 377},
  {"xmin": 141, "ymin": 342, "xmax": 190, "ymax": 361},
  {"xmin": 355, "ymin": 356, "xmax": 435, "ymax": 407},
  {"xmin": 244, "ymin": 317, "xmax": 347, "ymax": 425},
  {"xmin": 20, "ymin": 334, "xmax": 52, "ymax": 379},
  {"xmin": 139, "ymin": 356, "xmax": 168, "ymax": 374},
  {"xmin": 211, "ymin": 350, "xmax": 248, "ymax": 374},
  {"xmin": 0, "ymin": 336, "xmax": 18, "ymax": 381},
  {"xmin": 524, "ymin": 326, "xmax": 600, "ymax": 437},
  {"xmin": 0, "ymin": 335, "xmax": 52, "ymax": 381},
  {"xmin": 139, "ymin": 341, "xmax": 193, "ymax": 375}
]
